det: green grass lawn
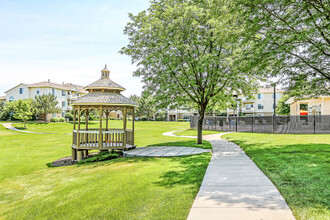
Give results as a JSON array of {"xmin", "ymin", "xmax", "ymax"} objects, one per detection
[
  {"xmin": 173, "ymin": 129, "xmax": 222, "ymax": 137},
  {"xmin": 222, "ymin": 133, "xmax": 330, "ymax": 220},
  {"xmin": 0, "ymin": 122, "xmax": 211, "ymax": 219}
]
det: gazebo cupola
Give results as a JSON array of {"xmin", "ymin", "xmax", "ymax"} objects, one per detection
[{"xmin": 70, "ymin": 65, "xmax": 137, "ymax": 162}]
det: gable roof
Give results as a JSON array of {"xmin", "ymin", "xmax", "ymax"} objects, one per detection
[{"xmin": 5, "ymin": 81, "xmax": 87, "ymax": 94}]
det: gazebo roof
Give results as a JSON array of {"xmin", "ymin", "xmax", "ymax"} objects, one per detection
[
  {"xmin": 84, "ymin": 78, "xmax": 125, "ymax": 91},
  {"xmin": 72, "ymin": 65, "xmax": 137, "ymax": 107},
  {"xmin": 72, "ymin": 92, "xmax": 137, "ymax": 106}
]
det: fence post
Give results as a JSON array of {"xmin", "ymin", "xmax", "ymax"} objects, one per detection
[
  {"xmin": 272, "ymin": 115, "xmax": 275, "ymax": 134},
  {"xmin": 252, "ymin": 115, "xmax": 254, "ymax": 133},
  {"xmin": 314, "ymin": 114, "xmax": 316, "ymax": 134},
  {"xmin": 214, "ymin": 117, "xmax": 216, "ymax": 131}
]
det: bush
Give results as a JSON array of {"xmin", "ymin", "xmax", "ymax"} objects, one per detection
[
  {"xmin": 51, "ymin": 118, "xmax": 59, "ymax": 122},
  {"xmin": 78, "ymin": 152, "xmax": 119, "ymax": 164},
  {"xmin": 156, "ymin": 117, "xmax": 164, "ymax": 121},
  {"xmin": 64, "ymin": 112, "xmax": 73, "ymax": 121},
  {"xmin": 0, "ymin": 111, "xmax": 10, "ymax": 120},
  {"xmin": 89, "ymin": 115, "xmax": 95, "ymax": 120},
  {"xmin": 109, "ymin": 117, "xmax": 116, "ymax": 120},
  {"xmin": 58, "ymin": 117, "xmax": 65, "ymax": 122},
  {"xmin": 141, "ymin": 117, "xmax": 147, "ymax": 121},
  {"xmin": 177, "ymin": 119, "xmax": 185, "ymax": 122}
]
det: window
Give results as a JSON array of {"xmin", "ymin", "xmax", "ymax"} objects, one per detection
[
  {"xmin": 258, "ymin": 104, "xmax": 264, "ymax": 109},
  {"xmin": 9, "ymin": 96, "xmax": 14, "ymax": 102},
  {"xmin": 36, "ymin": 88, "xmax": 40, "ymax": 95},
  {"xmin": 257, "ymin": 94, "xmax": 263, "ymax": 99},
  {"xmin": 62, "ymin": 90, "xmax": 66, "ymax": 96},
  {"xmin": 62, "ymin": 101, "xmax": 66, "ymax": 108},
  {"xmin": 19, "ymin": 88, "xmax": 23, "ymax": 94},
  {"xmin": 52, "ymin": 88, "xmax": 55, "ymax": 95},
  {"xmin": 62, "ymin": 112, "xmax": 65, "ymax": 117}
]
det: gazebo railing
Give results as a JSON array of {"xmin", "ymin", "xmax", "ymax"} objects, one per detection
[{"xmin": 72, "ymin": 129, "xmax": 129, "ymax": 149}]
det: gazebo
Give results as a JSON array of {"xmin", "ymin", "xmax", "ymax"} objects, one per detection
[{"xmin": 70, "ymin": 65, "xmax": 137, "ymax": 161}]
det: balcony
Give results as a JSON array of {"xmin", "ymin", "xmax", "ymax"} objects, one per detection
[
  {"xmin": 68, "ymin": 94, "xmax": 79, "ymax": 100},
  {"xmin": 242, "ymin": 107, "xmax": 254, "ymax": 112},
  {"xmin": 241, "ymin": 98, "xmax": 255, "ymax": 103}
]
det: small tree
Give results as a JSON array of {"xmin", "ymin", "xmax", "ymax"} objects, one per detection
[
  {"xmin": 34, "ymin": 94, "xmax": 61, "ymax": 122},
  {"xmin": 13, "ymin": 99, "xmax": 34, "ymax": 129}
]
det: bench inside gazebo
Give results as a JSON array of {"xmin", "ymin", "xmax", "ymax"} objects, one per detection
[{"xmin": 70, "ymin": 65, "xmax": 137, "ymax": 161}]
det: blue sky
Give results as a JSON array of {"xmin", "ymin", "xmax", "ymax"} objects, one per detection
[{"xmin": 0, "ymin": 0, "xmax": 150, "ymax": 97}]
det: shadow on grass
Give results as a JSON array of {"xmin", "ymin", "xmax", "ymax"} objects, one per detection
[
  {"xmin": 146, "ymin": 140, "xmax": 212, "ymax": 149},
  {"xmin": 155, "ymin": 153, "xmax": 211, "ymax": 188}
]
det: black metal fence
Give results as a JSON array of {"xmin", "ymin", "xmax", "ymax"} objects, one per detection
[{"xmin": 190, "ymin": 115, "xmax": 330, "ymax": 134}]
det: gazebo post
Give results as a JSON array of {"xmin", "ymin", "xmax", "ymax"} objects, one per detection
[
  {"xmin": 106, "ymin": 110, "xmax": 109, "ymax": 131},
  {"xmin": 72, "ymin": 108, "xmax": 77, "ymax": 160},
  {"xmin": 84, "ymin": 109, "xmax": 89, "ymax": 157},
  {"xmin": 99, "ymin": 106, "xmax": 103, "ymax": 151},
  {"xmin": 123, "ymin": 106, "xmax": 127, "ymax": 149},
  {"xmin": 77, "ymin": 106, "xmax": 83, "ymax": 162},
  {"xmin": 132, "ymin": 108, "xmax": 135, "ymax": 146}
]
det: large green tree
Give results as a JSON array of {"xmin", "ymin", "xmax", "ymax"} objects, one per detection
[
  {"xmin": 239, "ymin": 0, "xmax": 329, "ymax": 97},
  {"xmin": 34, "ymin": 94, "xmax": 61, "ymax": 122},
  {"xmin": 121, "ymin": 0, "xmax": 262, "ymax": 143}
]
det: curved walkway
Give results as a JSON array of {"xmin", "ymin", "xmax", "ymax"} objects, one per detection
[
  {"xmin": 1, "ymin": 123, "xmax": 56, "ymax": 134},
  {"xmin": 187, "ymin": 133, "xmax": 295, "ymax": 220},
  {"xmin": 123, "ymin": 146, "xmax": 211, "ymax": 158}
]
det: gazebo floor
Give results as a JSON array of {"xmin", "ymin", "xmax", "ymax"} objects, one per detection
[{"xmin": 72, "ymin": 143, "xmax": 136, "ymax": 151}]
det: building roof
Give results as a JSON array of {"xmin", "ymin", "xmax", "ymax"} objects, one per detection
[
  {"xmin": 84, "ymin": 78, "xmax": 125, "ymax": 91},
  {"xmin": 71, "ymin": 92, "xmax": 137, "ymax": 106},
  {"xmin": 5, "ymin": 81, "xmax": 87, "ymax": 94}
]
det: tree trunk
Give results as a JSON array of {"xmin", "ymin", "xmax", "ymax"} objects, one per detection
[
  {"xmin": 197, "ymin": 105, "xmax": 206, "ymax": 144},
  {"xmin": 24, "ymin": 121, "xmax": 26, "ymax": 129}
]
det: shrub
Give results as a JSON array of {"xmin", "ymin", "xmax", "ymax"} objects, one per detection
[
  {"xmin": 141, "ymin": 117, "xmax": 147, "ymax": 121},
  {"xmin": 78, "ymin": 152, "xmax": 119, "ymax": 164},
  {"xmin": 51, "ymin": 118, "xmax": 59, "ymax": 122},
  {"xmin": 88, "ymin": 115, "xmax": 95, "ymax": 120},
  {"xmin": 0, "ymin": 111, "xmax": 10, "ymax": 120},
  {"xmin": 178, "ymin": 119, "xmax": 185, "ymax": 122},
  {"xmin": 64, "ymin": 112, "xmax": 73, "ymax": 121},
  {"xmin": 156, "ymin": 117, "xmax": 164, "ymax": 121},
  {"xmin": 109, "ymin": 117, "xmax": 116, "ymax": 120},
  {"xmin": 58, "ymin": 117, "xmax": 65, "ymax": 122}
]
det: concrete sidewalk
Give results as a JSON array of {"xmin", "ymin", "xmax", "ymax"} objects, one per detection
[{"xmin": 187, "ymin": 134, "xmax": 295, "ymax": 220}]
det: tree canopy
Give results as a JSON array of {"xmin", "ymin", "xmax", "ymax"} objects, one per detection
[
  {"xmin": 121, "ymin": 0, "xmax": 263, "ymax": 143},
  {"xmin": 239, "ymin": 0, "xmax": 329, "ymax": 97}
]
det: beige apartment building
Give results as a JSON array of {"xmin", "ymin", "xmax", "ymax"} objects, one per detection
[
  {"xmin": 227, "ymin": 87, "xmax": 284, "ymax": 116},
  {"xmin": 285, "ymin": 96, "xmax": 330, "ymax": 115},
  {"xmin": 4, "ymin": 80, "xmax": 87, "ymax": 118}
]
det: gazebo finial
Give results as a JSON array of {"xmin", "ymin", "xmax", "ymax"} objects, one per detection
[{"xmin": 101, "ymin": 64, "xmax": 110, "ymax": 79}]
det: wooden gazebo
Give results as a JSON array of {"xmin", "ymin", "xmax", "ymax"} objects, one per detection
[{"xmin": 70, "ymin": 65, "xmax": 137, "ymax": 161}]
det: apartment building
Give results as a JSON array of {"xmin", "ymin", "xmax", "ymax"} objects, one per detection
[
  {"xmin": 228, "ymin": 87, "xmax": 284, "ymax": 116},
  {"xmin": 4, "ymin": 80, "xmax": 87, "ymax": 118},
  {"xmin": 167, "ymin": 107, "xmax": 197, "ymax": 121}
]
